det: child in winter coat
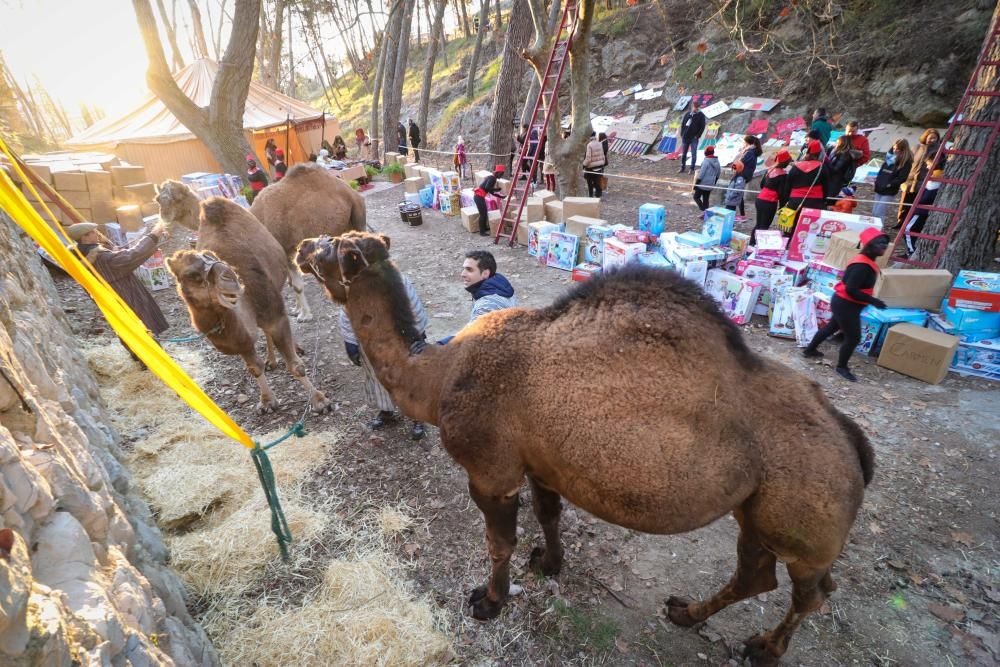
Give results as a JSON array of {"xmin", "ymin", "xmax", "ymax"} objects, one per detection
[
  {"xmin": 454, "ymin": 136, "xmax": 468, "ymax": 180},
  {"xmin": 692, "ymin": 145, "xmax": 720, "ymax": 211},
  {"xmin": 723, "ymin": 162, "xmax": 746, "ymax": 212},
  {"xmin": 830, "ymin": 186, "xmax": 858, "ymax": 213}
]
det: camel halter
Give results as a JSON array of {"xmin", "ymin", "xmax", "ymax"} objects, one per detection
[{"xmin": 335, "ymin": 237, "xmax": 371, "ymax": 289}]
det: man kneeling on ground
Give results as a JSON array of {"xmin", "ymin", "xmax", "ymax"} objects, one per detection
[{"xmin": 462, "ymin": 250, "xmax": 516, "ymax": 321}]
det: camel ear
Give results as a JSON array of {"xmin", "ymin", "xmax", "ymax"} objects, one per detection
[
  {"xmin": 338, "ymin": 247, "xmax": 365, "ymax": 281},
  {"xmin": 208, "ymin": 263, "xmax": 243, "ymax": 309},
  {"xmin": 379, "ymin": 234, "xmax": 391, "ymax": 251}
]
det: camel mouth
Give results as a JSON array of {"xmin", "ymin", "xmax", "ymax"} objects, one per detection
[{"xmin": 217, "ymin": 291, "xmax": 240, "ymax": 309}]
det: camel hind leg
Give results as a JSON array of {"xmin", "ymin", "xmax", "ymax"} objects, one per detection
[
  {"xmin": 666, "ymin": 508, "xmax": 777, "ymax": 627},
  {"xmin": 287, "ymin": 261, "xmax": 314, "ymax": 322},
  {"xmin": 467, "ymin": 481, "xmax": 519, "ymax": 621},
  {"xmin": 742, "ymin": 562, "xmax": 836, "ymax": 666},
  {"xmin": 527, "ymin": 475, "xmax": 563, "ymax": 577},
  {"xmin": 266, "ymin": 319, "xmax": 331, "ymax": 413}
]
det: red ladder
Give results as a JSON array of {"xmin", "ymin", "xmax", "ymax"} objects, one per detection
[
  {"xmin": 494, "ymin": 0, "xmax": 578, "ymax": 246},
  {"xmin": 892, "ymin": 14, "xmax": 1000, "ymax": 268}
]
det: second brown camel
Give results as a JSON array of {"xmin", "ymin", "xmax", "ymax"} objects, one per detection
[{"xmin": 296, "ymin": 231, "xmax": 876, "ymax": 666}]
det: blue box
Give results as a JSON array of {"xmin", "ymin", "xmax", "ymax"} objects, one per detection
[
  {"xmin": 419, "ymin": 186, "xmax": 435, "ymax": 208},
  {"xmin": 951, "ymin": 337, "xmax": 1000, "ymax": 381},
  {"xmin": 948, "ymin": 270, "xmax": 1000, "ymax": 312},
  {"xmin": 940, "ymin": 300, "xmax": 1000, "ymax": 333},
  {"xmin": 857, "ymin": 307, "xmax": 929, "ymax": 356},
  {"xmin": 638, "ymin": 204, "xmax": 666, "ymax": 237},
  {"xmin": 928, "ymin": 314, "xmax": 998, "ymax": 343},
  {"xmin": 677, "ymin": 231, "xmax": 715, "ymax": 249},
  {"xmin": 637, "ymin": 251, "xmax": 672, "ymax": 269},
  {"xmin": 702, "ymin": 207, "xmax": 735, "ymax": 245}
]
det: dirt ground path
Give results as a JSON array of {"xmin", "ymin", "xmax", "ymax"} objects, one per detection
[{"xmin": 56, "ymin": 171, "xmax": 998, "ymax": 666}]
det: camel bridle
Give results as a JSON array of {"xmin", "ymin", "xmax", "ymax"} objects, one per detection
[{"xmin": 334, "ymin": 237, "xmax": 371, "ymax": 290}]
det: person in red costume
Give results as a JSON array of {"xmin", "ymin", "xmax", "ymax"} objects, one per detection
[{"xmin": 802, "ymin": 227, "xmax": 889, "ymax": 382}]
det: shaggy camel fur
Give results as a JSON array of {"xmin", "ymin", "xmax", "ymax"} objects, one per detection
[
  {"xmin": 249, "ymin": 162, "xmax": 367, "ymax": 322},
  {"xmin": 297, "ymin": 232, "xmax": 875, "ymax": 666},
  {"xmin": 165, "ymin": 198, "xmax": 330, "ymax": 414}
]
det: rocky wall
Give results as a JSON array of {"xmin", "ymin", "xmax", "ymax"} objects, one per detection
[{"xmin": 0, "ymin": 210, "xmax": 218, "ymax": 666}]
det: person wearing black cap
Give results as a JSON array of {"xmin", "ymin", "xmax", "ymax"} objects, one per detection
[
  {"xmin": 474, "ymin": 165, "xmax": 505, "ymax": 237},
  {"xmin": 802, "ymin": 227, "xmax": 889, "ymax": 382}
]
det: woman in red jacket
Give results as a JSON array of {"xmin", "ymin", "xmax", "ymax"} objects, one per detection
[
  {"xmin": 802, "ymin": 227, "xmax": 889, "ymax": 381},
  {"xmin": 752, "ymin": 148, "xmax": 791, "ymax": 244}
]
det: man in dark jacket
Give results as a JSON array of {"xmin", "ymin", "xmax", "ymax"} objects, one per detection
[
  {"xmin": 461, "ymin": 250, "xmax": 516, "ymax": 321},
  {"xmin": 397, "ymin": 122, "xmax": 409, "ymax": 156},
  {"xmin": 679, "ymin": 100, "xmax": 707, "ymax": 174},
  {"xmin": 408, "ymin": 119, "xmax": 421, "ymax": 162}
]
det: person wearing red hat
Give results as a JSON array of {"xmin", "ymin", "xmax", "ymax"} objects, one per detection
[
  {"xmin": 474, "ymin": 165, "xmax": 505, "ymax": 237},
  {"xmin": 245, "ymin": 155, "xmax": 268, "ymax": 203},
  {"xmin": 752, "ymin": 148, "xmax": 792, "ymax": 243},
  {"xmin": 802, "ymin": 227, "xmax": 889, "ymax": 381},
  {"xmin": 273, "ymin": 148, "xmax": 287, "ymax": 181},
  {"xmin": 782, "ymin": 139, "xmax": 829, "ymax": 229}
]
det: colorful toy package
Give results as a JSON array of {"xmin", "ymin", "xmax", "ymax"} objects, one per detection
[
  {"xmin": 754, "ymin": 230, "xmax": 788, "ymax": 261},
  {"xmin": 728, "ymin": 231, "xmax": 750, "ymax": 259},
  {"xmin": 704, "ymin": 269, "xmax": 763, "ymax": 325},
  {"xmin": 545, "ymin": 232, "xmax": 580, "ymax": 271},
  {"xmin": 950, "ymin": 337, "xmax": 1000, "ymax": 381},
  {"xmin": 788, "ymin": 208, "xmax": 881, "ymax": 263},
  {"xmin": 637, "ymin": 251, "xmax": 672, "ymax": 269},
  {"xmin": 947, "ymin": 270, "xmax": 1000, "ymax": 312},
  {"xmin": 769, "ymin": 286, "xmax": 810, "ymax": 339},
  {"xmin": 677, "ymin": 231, "xmax": 715, "ymax": 249},
  {"xmin": 585, "ymin": 224, "xmax": 614, "ymax": 264},
  {"xmin": 927, "ymin": 314, "xmax": 998, "ymax": 344},
  {"xmin": 702, "ymin": 206, "xmax": 736, "ymax": 245},
  {"xmin": 638, "ymin": 203, "xmax": 666, "ymax": 236},
  {"xmin": 602, "ymin": 237, "xmax": 646, "ymax": 271},
  {"xmin": 528, "ymin": 221, "xmax": 562, "ymax": 257},
  {"xmin": 856, "ymin": 307, "xmax": 929, "ymax": 356},
  {"xmin": 572, "ymin": 262, "xmax": 603, "ymax": 282}
]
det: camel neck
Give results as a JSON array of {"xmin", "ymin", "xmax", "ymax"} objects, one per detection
[{"xmin": 345, "ymin": 263, "xmax": 450, "ymax": 425}]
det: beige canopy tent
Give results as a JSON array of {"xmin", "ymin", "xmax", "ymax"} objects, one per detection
[{"xmin": 65, "ymin": 59, "xmax": 341, "ymax": 183}]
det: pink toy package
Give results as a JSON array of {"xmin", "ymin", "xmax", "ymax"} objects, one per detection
[
  {"xmin": 787, "ymin": 208, "xmax": 881, "ymax": 263},
  {"xmin": 704, "ymin": 269, "xmax": 763, "ymax": 325}
]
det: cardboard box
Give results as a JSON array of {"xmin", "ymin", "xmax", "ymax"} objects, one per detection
[
  {"xmin": 384, "ymin": 152, "xmax": 399, "ymax": 164},
  {"xmin": 140, "ymin": 202, "xmax": 159, "ymax": 217},
  {"xmin": 404, "ymin": 164, "xmax": 420, "ymax": 179},
  {"xmin": 474, "ymin": 170, "xmax": 492, "ymax": 182},
  {"xmin": 461, "ymin": 206, "xmax": 482, "ymax": 233},
  {"xmin": 61, "ymin": 190, "xmax": 92, "ymax": 209},
  {"xmin": 110, "ymin": 165, "xmax": 147, "ymax": 187},
  {"xmin": 487, "ymin": 210, "xmax": 502, "ymax": 236},
  {"xmin": 950, "ymin": 336, "xmax": 1000, "ymax": 381},
  {"xmin": 84, "ymin": 169, "xmax": 113, "ymax": 195},
  {"xmin": 947, "ymin": 270, "xmax": 1000, "ymax": 312},
  {"xmin": 572, "ymin": 262, "xmax": 602, "ymax": 282},
  {"xmin": 397, "ymin": 155, "xmax": 409, "ymax": 166},
  {"xmin": 546, "ymin": 232, "xmax": 579, "ymax": 271},
  {"xmin": 20, "ymin": 182, "xmax": 53, "ymax": 203},
  {"xmin": 856, "ymin": 307, "xmax": 929, "ymax": 356},
  {"xmin": 544, "ymin": 200, "xmax": 564, "ymax": 224},
  {"xmin": 565, "ymin": 215, "xmax": 605, "ymax": 239},
  {"xmin": 25, "ymin": 163, "xmax": 53, "ymax": 184},
  {"xmin": 523, "ymin": 198, "xmax": 545, "ymax": 222},
  {"xmin": 528, "ymin": 221, "xmax": 562, "ymax": 256},
  {"xmin": 821, "ymin": 230, "xmax": 894, "ymax": 271},
  {"xmin": 53, "ymin": 171, "xmax": 89, "ymax": 192},
  {"xmin": 516, "ymin": 219, "xmax": 531, "ymax": 246},
  {"xmin": 495, "ymin": 178, "xmax": 511, "ymax": 196},
  {"xmin": 116, "ymin": 205, "xmax": 144, "ymax": 233},
  {"xmin": 788, "ymin": 209, "xmax": 882, "ymax": 263},
  {"xmin": 404, "ymin": 176, "xmax": 424, "ymax": 194},
  {"xmin": 877, "ymin": 323, "xmax": 958, "ymax": 384},
  {"xmin": 875, "ymin": 269, "xmax": 952, "ymax": 310},
  {"xmin": 532, "ymin": 189, "xmax": 558, "ymax": 205},
  {"xmin": 602, "ymin": 237, "xmax": 645, "ymax": 271},
  {"xmin": 562, "ymin": 196, "xmax": 601, "ymax": 220}
]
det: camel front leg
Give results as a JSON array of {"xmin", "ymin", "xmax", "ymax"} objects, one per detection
[
  {"xmin": 264, "ymin": 333, "xmax": 278, "ymax": 371},
  {"xmin": 242, "ymin": 351, "xmax": 277, "ymax": 413},
  {"xmin": 268, "ymin": 321, "xmax": 331, "ymax": 413},
  {"xmin": 527, "ymin": 475, "xmax": 563, "ymax": 577},
  {"xmin": 288, "ymin": 262, "xmax": 314, "ymax": 322},
  {"xmin": 467, "ymin": 482, "xmax": 519, "ymax": 620}
]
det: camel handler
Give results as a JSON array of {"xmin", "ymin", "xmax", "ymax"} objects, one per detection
[
  {"xmin": 339, "ymin": 272, "xmax": 429, "ymax": 441},
  {"xmin": 801, "ymin": 227, "xmax": 889, "ymax": 382},
  {"xmin": 473, "ymin": 165, "xmax": 504, "ymax": 237},
  {"xmin": 66, "ymin": 221, "xmax": 170, "ymax": 366}
]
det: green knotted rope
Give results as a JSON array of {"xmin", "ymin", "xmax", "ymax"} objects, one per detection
[
  {"xmin": 160, "ymin": 333, "xmax": 206, "ymax": 343},
  {"xmin": 250, "ymin": 420, "xmax": 308, "ymax": 562}
]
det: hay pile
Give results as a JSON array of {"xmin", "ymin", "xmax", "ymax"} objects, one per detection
[{"xmin": 84, "ymin": 341, "xmax": 453, "ymax": 665}]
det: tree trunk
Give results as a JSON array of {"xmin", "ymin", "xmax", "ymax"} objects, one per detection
[
  {"xmin": 419, "ymin": 0, "xmax": 448, "ymax": 141},
  {"xmin": 287, "ymin": 6, "xmax": 295, "ymax": 96},
  {"xmin": 131, "ymin": 0, "xmax": 259, "ymax": 176},
  {"xmin": 262, "ymin": 0, "xmax": 286, "ymax": 91},
  {"xmin": 494, "ymin": 0, "xmax": 502, "ymax": 31},
  {"xmin": 519, "ymin": 0, "xmax": 561, "ymax": 124},
  {"xmin": 383, "ymin": 0, "xmax": 415, "ymax": 151},
  {"xmin": 155, "ymin": 0, "xmax": 186, "ymax": 70},
  {"xmin": 457, "ymin": 0, "xmax": 471, "ymax": 38},
  {"xmin": 465, "ymin": 0, "xmax": 491, "ymax": 99},
  {"xmin": 370, "ymin": 26, "xmax": 392, "ymax": 156},
  {"xmin": 215, "ymin": 0, "xmax": 228, "ymax": 58},
  {"xmin": 186, "ymin": 0, "xmax": 212, "ymax": 58},
  {"xmin": 488, "ymin": 0, "xmax": 533, "ymax": 172},
  {"xmin": 913, "ymin": 7, "xmax": 1000, "ymax": 272}
]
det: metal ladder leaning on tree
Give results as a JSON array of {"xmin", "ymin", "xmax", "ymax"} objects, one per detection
[{"xmin": 494, "ymin": 0, "xmax": 579, "ymax": 247}]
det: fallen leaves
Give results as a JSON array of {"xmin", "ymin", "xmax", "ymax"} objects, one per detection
[
  {"xmin": 928, "ymin": 602, "xmax": 965, "ymax": 624},
  {"xmin": 951, "ymin": 531, "xmax": 976, "ymax": 547}
]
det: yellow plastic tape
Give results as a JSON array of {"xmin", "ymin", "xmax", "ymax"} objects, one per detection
[{"xmin": 0, "ymin": 138, "xmax": 253, "ymax": 448}]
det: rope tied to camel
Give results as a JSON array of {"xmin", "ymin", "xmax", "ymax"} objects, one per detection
[
  {"xmin": 250, "ymin": 420, "xmax": 309, "ymax": 562},
  {"xmin": 160, "ymin": 321, "xmax": 225, "ymax": 344}
]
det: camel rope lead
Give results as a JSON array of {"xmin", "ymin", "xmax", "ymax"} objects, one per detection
[{"xmin": 251, "ymin": 420, "xmax": 308, "ymax": 562}]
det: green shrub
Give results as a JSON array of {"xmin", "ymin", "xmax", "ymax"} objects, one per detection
[
  {"xmin": 348, "ymin": 179, "xmax": 360, "ymax": 190},
  {"xmin": 365, "ymin": 164, "xmax": 380, "ymax": 179},
  {"xmin": 382, "ymin": 162, "xmax": 405, "ymax": 177}
]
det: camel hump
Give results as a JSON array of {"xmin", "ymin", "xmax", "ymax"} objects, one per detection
[
  {"xmin": 829, "ymin": 404, "xmax": 876, "ymax": 486},
  {"xmin": 548, "ymin": 265, "xmax": 761, "ymax": 369},
  {"xmin": 200, "ymin": 196, "xmax": 239, "ymax": 226}
]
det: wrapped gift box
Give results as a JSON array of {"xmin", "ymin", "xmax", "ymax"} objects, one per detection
[{"xmin": 704, "ymin": 269, "xmax": 763, "ymax": 325}]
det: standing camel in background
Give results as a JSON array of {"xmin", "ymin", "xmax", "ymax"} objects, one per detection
[
  {"xmin": 166, "ymin": 198, "xmax": 330, "ymax": 414},
  {"xmin": 296, "ymin": 232, "xmax": 875, "ymax": 666}
]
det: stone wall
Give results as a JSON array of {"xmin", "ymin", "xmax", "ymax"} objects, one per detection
[{"xmin": 0, "ymin": 210, "xmax": 218, "ymax": 666}]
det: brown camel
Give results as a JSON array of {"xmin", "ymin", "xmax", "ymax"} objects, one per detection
[
  {"xmin": 165, "ymin": 197, "xmax": 330, "ymax": 414},
  {"xmin": 296, "ymin": 231, "xmax": 875, "ymax": 666},
  {"xmin": 249, "ymin": 163, "xmax": 367, "ymax": 322}
]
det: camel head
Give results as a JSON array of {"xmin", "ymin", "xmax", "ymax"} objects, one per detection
[
  {"xmin": 155, "ymin": 180, "xmax": 201, "ymax": 230},
  {"xmin": 166, "ymin": 250, "xmax": 243, "ymax": 311},
  {"xmin": 295, "ymin": 231, "xmax": 391, "ymax": 303}
]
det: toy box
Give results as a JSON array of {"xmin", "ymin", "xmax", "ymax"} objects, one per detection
[
  {"xmin": 439, "ymin": 192, "xmax": 460, "ymax": 216},
  {"xmin": 813, "ymin": 289, "xmax": 832, "ymax": 329},
  {"xmin": 788, "ymin": 208, "xmax": 882, "ymax": 263},
  {"xmin": 927, "ymin": 314, "xmax": 998, "ymax": 344},
  {"xmin": 528, "ymin": 221, "xmax": 562, "ymax": 257},
  {"xmin": 778, "ymin": 258, "xmax": 809, "ymax": 286},
  {"xmin": 546, "ymin": 232, "xmax": 579, "ymax": 271},
  {"xmin": 940, "ymin": 300, "xmax": 1000, "ymax": 334},
  {"xmin": 459, "ymin": 188, "xmax": 476, "ymax": 208},
  {"xmin": 638, "ymin": 203, "xmax": 666, "ymax": 236},
  {"xmin": 728, "ymin": 231, "xmax": 750, "ymax": 258},
  {"xmin": 738, "ymin": 264, "xmax": 788, "ymax": 316},
  {"xmin": 754, "ymin": 229, "xmax": 788, "ymax": 260},
  {"xmin": 585, "ymin": 225, "xmax": 614, "ymax": 264},
  {"xmin": 950, "ymin": 336, "xmax": 1000, "ymax": 381},
  {"xmin": 769, "ymin": 286, "xmax": 810, "ymax": 339},
  {"xmin": 805, "ymin": 261, "xmax": 843, "ymax": 297},
  {"xmin": 419, "ymin": 186, "xmax": 435, "ymax": 208},
  {"xmin": 135, "ymin": 249, "xmax": 172, "ymax": 292},
  {"xmin": 702, "ymin": 207, "xmax": 735, "ymax": 245},
  {"xmin": 680, "ymin": 259, "xmax": 708, "ymax": 287},
  {"xmin": 615, "ymin": 228, "xmax": 650, "ymax": 244},
  {"xmin": 677, "ymin": 231, "xmax": 715, "ymax": 248},
  {"xmin": 572, "ymin": 262, "xmax": 603, "ymax": 282},
  {"xmin": 637, "ymin": 251, "xmax": 672, "ymax": 269},
  {"xmin": 440, "ymin": 171, "xmax": 461, "ymax": 192},
  {"xmin": 704, "ymin": 269, "xmax": 763, "ymax": 325},
  {"xmin": 460, "ymin": 206, "xmax": 481, "ymax": 233},
  {"xmin": 856, "ymin": 307, "xmax": 929, "ymax": 356},
  {"xmin": 603, "ymin": 237, "xmax": 646, "ymax": 271},
  {"xmin": 672, "ymin": 245, "xmax": 726, "ymax": 265},
  {"xmin": 947, "ymin": 270, "xmax": 1000, "ymax": 312},
  {"xmin": 736, "ymin": 258, "xmax": 776, "ymax": 275}
]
